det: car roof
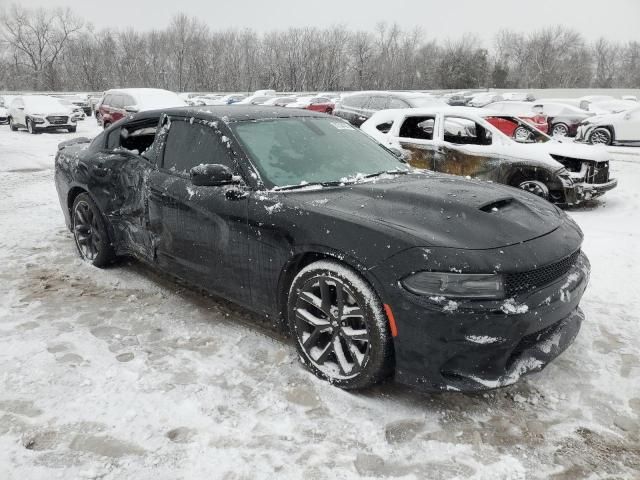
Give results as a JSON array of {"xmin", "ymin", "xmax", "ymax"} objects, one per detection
[{"xmin": 132, "ymin": 105, "xmax": 329, "ymax": 122}]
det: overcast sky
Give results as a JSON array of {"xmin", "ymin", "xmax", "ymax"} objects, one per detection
[{"xmin": 6, "ymin": 0, "xmax": 640, "ymax": 43}]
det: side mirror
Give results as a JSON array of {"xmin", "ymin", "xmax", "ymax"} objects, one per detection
[
  {"xmin": 124, "ymin": 105, "xmax": 139, "ymax": 113},
  {"xmin": 190, "ymin": 164, "xmax": 236, "ymax": 186},
  {"xmin": 17, "ymin": 106, "xmax": 25, "ymax": 110}
]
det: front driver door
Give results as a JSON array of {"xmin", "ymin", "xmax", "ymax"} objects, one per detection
[
  {"xmin": 147, "ymin": 116, "xmax": 251, "ymax": 304},
  {"xmin": 615, "ymin": 108, "xmax": 640, "ymax": 141}
]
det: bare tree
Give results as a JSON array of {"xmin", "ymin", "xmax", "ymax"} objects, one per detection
[{"xmin": 1, "ymin": 4, "xmax": 82, "ymax": 89}]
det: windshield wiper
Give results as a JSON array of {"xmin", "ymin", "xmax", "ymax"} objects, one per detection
[
  {"xmin": 363, "ymin": 169, "xmax": 410, "ymax": 179},
  {"xmin": 273, "ymin": 180, "xmax": 345, "ymax": 191}
]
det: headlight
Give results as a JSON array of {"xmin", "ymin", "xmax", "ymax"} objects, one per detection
[
  {"xmin": 402, "ymin": 272, "xmax": 504, "ymax": 299},
  {"xmin": 31, "ymin": 116, "xmax": 45, "ymax": 124}
]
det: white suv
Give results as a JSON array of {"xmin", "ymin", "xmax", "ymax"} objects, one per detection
[{"xmin": 8, "ymin": 95, "xmax": 77, "ymax": 134}]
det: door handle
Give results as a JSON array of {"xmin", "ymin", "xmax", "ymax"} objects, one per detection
[{"xmin": 225, "ymin": 188, "xmax": 248, "ymax": 201}]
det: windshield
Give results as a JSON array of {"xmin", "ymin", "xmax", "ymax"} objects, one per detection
[{"xmin": 231, "ymin": 117, "xmax": 408, "ymax": 189}]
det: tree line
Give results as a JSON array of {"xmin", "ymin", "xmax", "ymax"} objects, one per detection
[{"xmin": 1, "ymin": 4, "xmax": 638, "ymax": 93}]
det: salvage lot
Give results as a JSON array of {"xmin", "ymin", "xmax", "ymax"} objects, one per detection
[{"xmin": 0, "ymin": 121, "xmax": 638, "ymax": 479}]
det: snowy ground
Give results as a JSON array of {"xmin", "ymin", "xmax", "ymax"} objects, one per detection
[{"xmin": 0, "ymin": 119, "xmax": 638, "ymax": 480}]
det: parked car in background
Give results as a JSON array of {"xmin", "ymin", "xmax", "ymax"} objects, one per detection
[
  {"xmin": 253, "ymin": 89, "xmax": 276, "ymax": 97},
  {"xmin": 531, "ymin": 102, "xmax": 594, "ymax": 137},
  {"xmin": 585, "ymin": 99, "xmax": 638, "ymax": 115},
  {"xmin": 210, "ymin": 94, "xmax": 247, "ymax": 105},
  {"xmin": 535, "ymin": 98, "xmax": 582, "ymax": 109},
  {"xmin": 501, "ymin": 92, "xmax": 536, "ymax": 102},
  {"xmin": 621, "ymin": 95, "xmax": 638, "ymax": 102},
  {"xmin": 362, "ymin": 107, "xmax": 617, "ymax": 205},
  {"xmin": 285, "ymin": 96, "xmax": 334, "ymax": 113},
  {"xmin": 578, "ymin": 95, "xmax": 614, "ymax": 111},
  {"xmin": 56, "ymin": 98, "xmax": 86, "ymax": 121},
  {"xmin": 468, "ymin": 92, "xmax": 504, "ymax": 107},
  {"xmin": 191, "ymin": 94, "xmax": 223, "ymax": 106},
  {"xmin": 446, "ymin": 94, "xmax": 468, "ymax": 106},
  {"xmin": 333, "ymin": 91, "xmax": 445, "ymax": 127},
  {"xmin": 0, "ymin": 105, "xmax": 8, "ymax": 124},
  {"xmin": 55, "ymin": 105, "xmax": 590, "ymax": 392},
  {"xmin": 236, "ymin": 95, "xmax": 275, "ymax": 105},
  {"xmin": 8, "ymin": 95, "xmax": 77, "ymax": 133},
  {"xmin": 575, "ymin": 106, "xmax": 640, "ymax": 145},
  {"xmin": 98, "ymin": 88, "xmax": 186, "ymax": 129},
  {"xmin": 262, "ymin": 96, "xmax": 297, "ymax": 107},
  {"xmin": 483, "ymin": 101, "xmax": 549, "ymax": 137},
  {"xmin": 53, "ymin": 94, "xmax": 92, "ymax": 116}
]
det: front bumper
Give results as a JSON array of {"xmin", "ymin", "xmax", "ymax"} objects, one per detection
[
  {"xmin": 373, "ymin": 245, "xmax": 590, "ymax": 392},
  {"xmin": 31, "ymin": 116, "xmax": 75, "ymax": 130}
]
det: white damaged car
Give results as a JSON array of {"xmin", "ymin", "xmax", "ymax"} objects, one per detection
[
  {"xmin": 361, "ymin": 107, "xmax": 617, "ymax": 205},
  {"xmin": 574, "ymin": 106, "xmax": 640, "ymax": 146}
]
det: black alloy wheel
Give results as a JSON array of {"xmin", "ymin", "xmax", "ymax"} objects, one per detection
[
  {"xmin": 288, "ymin": 260, "xmax": 393, "ymax": 389},
  {"xmin": 72, "ymin": 193, "xmax": 114, "ymax": 267}
]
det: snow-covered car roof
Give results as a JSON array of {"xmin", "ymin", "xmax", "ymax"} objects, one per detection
[
  {"xmin": 21, "ymin": 95, "xmax": 70, "ymax": 112},
  {"xmin": 483, "ymin": 101, "xmax": 537, "ymax": 115},
  {"xmin": 106, "ymin": 88, "xmax": 186, "ymax": 109}
]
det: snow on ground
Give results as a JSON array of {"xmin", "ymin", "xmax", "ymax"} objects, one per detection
[{"xmin": 0, "ymin": 119, "xmax": 638, "ymax": 479}]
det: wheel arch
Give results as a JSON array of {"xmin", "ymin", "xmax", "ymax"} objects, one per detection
[{"xmin": 592, "ymin": 125, "xmax": 615, "ymax": 143}]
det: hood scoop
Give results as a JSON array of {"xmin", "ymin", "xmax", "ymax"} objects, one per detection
[{"xmin": 479, "ymin": 197, "xmax": 515, "ymax": 213}]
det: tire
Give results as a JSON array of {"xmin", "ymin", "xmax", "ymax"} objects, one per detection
[
  {"xmin": 71, "ymin": 193, "xmax": 115, "ymax": 267},
  {"xmin": 9, "ymin": 117, "xmax": 18, "ymax": 131},
  {"xmin": 513, "ymin": 126, "xmax": 531, "ymax": 142},
  {"xmin": 27, "ymin": 119, "xmax": 38, "ymax": 134},
  {"xmin": 518, "ymin": 179, "xmax": 550, "ymax": 200},
  {"xmin": 103, "ymin": 122, "xmax": 111, "ymax": 130},
  {"xmin": 551, "ymin": 123, "xmax": 569, "ymax": 137},
  {"xmin": 287, "ymin": 259, "xmax": 394, "ymax": 389},
  {"xmin": 589, "ymin": 127, "xmax": 612, "ymax": 145},
  {"xmin": 67, "ymin": 126, "xmax": 77, "ymax": 133}
]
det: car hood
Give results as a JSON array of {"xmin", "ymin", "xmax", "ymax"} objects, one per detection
[
  {"xmin": 299, "ymin": 172, "xmax": 565, "ymax": 250},
  {"xmin": 517, "ymin": 141, "xmax": 610, "ymax": 162},
  {"xmin": 27, "ymin": 108, "xmax": 72, "ymax": 116}
]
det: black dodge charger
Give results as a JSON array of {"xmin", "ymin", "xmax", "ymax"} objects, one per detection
[{"xmin": 54, "ymin": 106, "xmax": 590, "ymax": 391}]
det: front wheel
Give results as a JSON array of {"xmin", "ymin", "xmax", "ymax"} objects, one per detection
[
  {"xmin": 9, "ymin": 117, "xmax": 18, "ymax": 131},
  {"xmin": 589, "ymin": 127, "xmax": 612, "ymax": 145},
  {"xmin": 518, "ymin": 180, "xmax": 550, "ymax": 199},
  {"xmin": 27, "ymin": 119, "xmax": 38, "ymax": 134},
  {"xmin": 72, "ymin": 193, "xmax": 115, "ymax": 267},
  {"xmin": 288, "ymin": 259, "xmax": 394, "ymax": 389},
  {"xmin": 67, "ymin": 126, "xmax": 77, "ymax": 133}
]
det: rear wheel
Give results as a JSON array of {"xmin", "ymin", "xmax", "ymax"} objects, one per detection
[
  {"xmin": 551, "ymin": 123, "xmax": 569, "ymax": 137},
  {"xmin": 287, "ymin": 259, "xmax": 393, "ymax": 389},
  {"xmin": 71, "ymin": 193, "xmax": 115, "ymax": 267},
  {"xmin": 589, "ymin": 127, "xmax": 612, "ymax": 145}
]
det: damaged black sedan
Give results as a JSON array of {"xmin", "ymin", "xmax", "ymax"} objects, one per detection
[{"xmin": 55, "ymin": 106, "xmax": 590, "ymax": 391}]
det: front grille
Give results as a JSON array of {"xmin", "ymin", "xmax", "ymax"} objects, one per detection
[
  {"xmin": 585, "ymin": 162, "xmax": 610, "ymax": 184},
  {"xmin": 47, "ymin": 115, "xmax": 68, "ymax": 124},
  {"xmin": 504, "ymin": 250, "xmax": 581, "ymax": 297}
]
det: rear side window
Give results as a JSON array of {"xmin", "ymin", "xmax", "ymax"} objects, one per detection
[
  {"xmin": 162, "ymin": 119, "xmax": 234, "ymax": 174},
  {"xmin": 389, "ymin": 98, "xmax": 410, "ymax": 109},
  {"xmin": 343, "ymin": 95, "xmax": 367, "ymax": 108},
  {"xmin": 367, "ymin": 96, "xmax": 389, "ymax": 110},
  {"xmin": 399, "ymin": 116, "xmax": 436, "ymax": 140}
]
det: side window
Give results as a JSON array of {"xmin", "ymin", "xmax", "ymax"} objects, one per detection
[
  {"xmin": 399, "ymin": 116, "xmax": 436, "ymax": 140},
  {"xmin": 110, "ymin": 95, "xmax": 124, "ymax": 109},
  {"xmin": 367, "ymin": 96, "xmax": 389, "ymax": 111},
  {"xmin": 389, "ymin": 98, "xmax": 409, "ymax": 109},
  {"xmin": 162, "ymin": 119, "xmax": 234, "ymax": 174},
  {"xmin": 443, "ymin": 117, "xmax": 491, "ymax": 146},
  {"xmin": 122, "ymin": 94, "xmax": 135, "ymax": 108},
  {"xmin": 376, "ymin": 121, "xmax": 393, "ymax": 134},
  {"xmin": 102, "ymin": 94, "xmax": 112, "ymax": 106},
  {"xmin": 343, "ymin": 95, "xmax": 366, "ymax": 108}
]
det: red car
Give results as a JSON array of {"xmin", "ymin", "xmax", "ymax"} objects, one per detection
[
  {"xmin": 98, "ymin": 88, "xmax": 185, "ymax": 128},
  {"xmin": 483, "ymin": 101, "xmax": 548, "ymax": 140},
  {"xmin": 285, "ymin": 96, "xmax": 335, "ymax": 114}
]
